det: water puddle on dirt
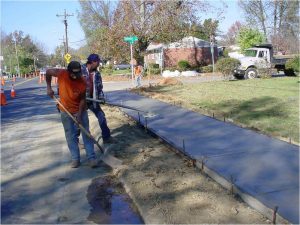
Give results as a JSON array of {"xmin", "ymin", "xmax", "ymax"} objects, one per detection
[{"xmin": 87, "ymin": 175, "xmax": 144, "ymax": 224}]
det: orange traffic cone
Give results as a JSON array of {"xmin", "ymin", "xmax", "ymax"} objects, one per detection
[
  {"xmin": 1, "ymin": 87, "xmax": 7, "ymax": 106},
  {"xmin": 10, "ymin": 84, "xmax": 16, "ymax": 98},
  {"xmin": 1, "ymin": 77, "xmax": 5, "ymax": 86}
]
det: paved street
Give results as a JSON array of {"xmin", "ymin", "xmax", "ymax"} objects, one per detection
[{"xmin": 1, "ymin": 78, "xmax": 114, "ymax": 223}]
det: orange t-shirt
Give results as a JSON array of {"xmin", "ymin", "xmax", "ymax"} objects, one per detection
[
  {"xmin": 57, "ymin": 70, "xmax": 86, "ymax": 113},
  {"xmin": 134, "ymin": 66, "xmax": 142, "ymax": 77}
]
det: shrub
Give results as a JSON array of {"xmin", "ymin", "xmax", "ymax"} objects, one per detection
[
  {"xmin": 258, "ymin": 68, "xmax": 272, "ymax": 79},
  {"xmin": 285, "ymin": 56, "xmax": 300, "ymax": 76},
  {"xmin": 254, "ymin": 61, "xmax": 272, "ymax": 78},
  {"xmin": 146, "ymin": 67, "xmax": 161, "ymax": 75},
  {"xmin": 201, "ymin": 65, "xmax": 213, "ymax": 73},
  {"xmin": 221, "ymin": 48, "xmax": 229, "ymax": 58},
  {"xmin": 216, "ymin": 58, "xmax": 240, "ymax": 79},
  {"xmin": 177, "ymin": 60, "xmax": 191, "ymax": 71},
  {"xmin": 149, "ymin": 63, "xmax": 160, "ymax": 69},
  {"xmin": 100, "ymin": 65, "xmax": 114, "ymax": 75}
]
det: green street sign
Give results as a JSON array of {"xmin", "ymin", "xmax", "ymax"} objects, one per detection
[{"xmin": 124, "ymin": 36, "xmax": 138, "ymax": 44}]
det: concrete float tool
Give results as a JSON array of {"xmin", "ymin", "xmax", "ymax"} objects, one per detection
[{"xmin": 53, "ymin": 96, "xmax": 122, "ymax": 169}]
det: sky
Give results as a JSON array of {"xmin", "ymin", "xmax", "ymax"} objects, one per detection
[{"xmin": 1, "ymin": 0, "xmax": 243, "ymax": 55}]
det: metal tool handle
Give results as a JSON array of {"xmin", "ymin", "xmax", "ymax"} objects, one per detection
[{"xmin": 86, "ymin": 97, "xmax": 148, "ymax": 113}]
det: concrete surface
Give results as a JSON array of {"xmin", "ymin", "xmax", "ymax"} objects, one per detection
[{"xmin": 105, "ymin": 89, "xmax": 299, "ymax": 224}]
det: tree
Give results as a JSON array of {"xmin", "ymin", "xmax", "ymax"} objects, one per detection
[
  {"xmin": 238, "ymin": 0, "xmax": 299, "ymax": 53},
  {"xmin": 1, "ymin": 30, "xmax": 47, "ymax": 75},
  {"xmin": 238, "ymin": 0, "xmax": 269, "ymax": 39},
  {"xmin": 78, "ymin": 0, "xmax": 216, "ymax": 64},
  {"xmin": 237, "ymin": 28, "xmax": 265, "ymax": 52},
  {"xmin": 223, "ymin": 21, "xmax": 242, "ymax": 45},
  {"xmin": 190, "ymin": 19, "xmax": 219, "ymax": 41}
]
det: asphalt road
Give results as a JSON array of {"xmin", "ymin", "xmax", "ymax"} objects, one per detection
[{"xmin": 1, "ymin": 77, "xmax": 117, "ymax": 223}]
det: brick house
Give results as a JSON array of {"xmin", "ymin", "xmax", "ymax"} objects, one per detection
[{"xmin": 144, "ymin": 36, "xmax": 218, "ymax": 69}]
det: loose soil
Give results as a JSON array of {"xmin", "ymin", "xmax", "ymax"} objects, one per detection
[{"xmin": 93, "ymin": 105, "xmax": 274, "ymax": 224}]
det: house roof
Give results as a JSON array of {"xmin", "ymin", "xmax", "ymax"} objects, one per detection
[
  {"xmin": 167, "ymin": 36, "xmax": 213, "ymax": 48},
  {"xmin": 146, "ymin": 36, "xmax": 215, "ymax": 51},
  {"xmin": 147, "ymin": 43, "xmax": 165, "ymax": 51}
]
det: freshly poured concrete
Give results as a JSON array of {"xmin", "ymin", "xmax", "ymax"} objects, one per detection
[{"xmin": 107, "ymin": 90, "xmax": 299, "ymax": 224}]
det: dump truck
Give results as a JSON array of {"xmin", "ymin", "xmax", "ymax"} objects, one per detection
[{"xmin": 233, "ymin": 44, "xmax": 295, "ymax": 79}]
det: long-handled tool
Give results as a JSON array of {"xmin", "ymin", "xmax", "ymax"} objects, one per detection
[
  {"xmin": 86, "ymin": 97, "xmax": 158, "ymax": 118},
  {"xmin": 86, "ymin": 97, "xmax": 148, "ymax": 113},
  {"xmin": 53, "ymin": 96, "xmax": 122, "ymax": 168}
]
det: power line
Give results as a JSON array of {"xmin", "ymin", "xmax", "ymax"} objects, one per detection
[{"xmin": 69, "ymin": 39, "xmax": 86, "ymax": 43}]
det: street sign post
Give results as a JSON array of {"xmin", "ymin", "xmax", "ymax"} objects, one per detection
[
  {"xmin": 124, "ymin": 36, "xmax": 138, "ymax": 86},
  {"xmin": 210, "ymin": 35, "xmax": 215, "ymax": 74}
]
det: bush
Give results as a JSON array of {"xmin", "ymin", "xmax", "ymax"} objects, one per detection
[
  {"xmin": 258, "ymin": 68, "xmax": 272, "ymax": 79},
  {"xmin": 149, "ymin": 63, "xmax": 160, "ymax": 69},
  {"xmin": 146, "ymin": 63, "xmax": 161, "ymax": 75},
  {"xmin": 216, "ymin": 58, "xmax": 240, "ymax": 79},
  {"xmin": 285, "ymin": 56, "xmax": 300, "ymax": 76},
  {"xmin": 150, "ymin": 68, "xmax": 161, "ymax": 75},
  {"xmin": 177, "ymin": 60, "xmax": 191, "ymax": 71},
  {"xmin": 201, "ymin": 65, "xmax": 213, "ymax": 73},
  {"xmin": 100, "ymin": 65, "xmax": 114, "ymax": 75}
]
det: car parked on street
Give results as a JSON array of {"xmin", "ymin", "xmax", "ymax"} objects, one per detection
[{"xmin": 113, "ymin": 63, "xmax": 131, "ymax": 70}]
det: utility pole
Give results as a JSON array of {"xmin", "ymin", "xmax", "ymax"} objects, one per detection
[
  {"xmin": 56, "ymin": 9, "xmax": 73, "ymax": 54},
  {"xmin": 59, "ymin": 36, "xmax": 66, "ymax": 67},
  {"xmin": 13, "ymin": 35, "xmax": 20, "ymax": 76},
  {"xmin": 33, "ymin": 56, "xmax": 38, "ymax": 76}
]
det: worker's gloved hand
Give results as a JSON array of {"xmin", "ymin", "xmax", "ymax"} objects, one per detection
[
  {"xmin": 98, "ymin": 91, "xmax": 105, "ymax": 104},
  {"xmin": 47, "ymin": 87, "xmax": 54, "ymax": 98},
  {"xmin": 74, "ymin": 113, "xmax": 82, "ymax": 125}
]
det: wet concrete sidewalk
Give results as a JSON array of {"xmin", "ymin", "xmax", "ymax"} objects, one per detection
[{"xmin": 106, "ymin": 90, "xmax": 299, "ymax": 224}]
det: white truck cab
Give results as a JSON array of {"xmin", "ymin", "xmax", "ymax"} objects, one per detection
[{"xmin": 233, "ymin": 44, "xmax": 291, "ymax": 79}]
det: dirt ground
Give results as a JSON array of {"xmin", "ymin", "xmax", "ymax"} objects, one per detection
[{"xmin": 93, "ymin": 105, "xmax": 273, "ymax": 224}]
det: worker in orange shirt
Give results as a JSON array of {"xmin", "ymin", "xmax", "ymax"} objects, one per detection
[
  {"xmin": 134, "ymin": 64, "xmax": 143, "ymax": 87},
  {"xmin": 46, "ymin": 61, "xmax": 97, "ymax": 168}
]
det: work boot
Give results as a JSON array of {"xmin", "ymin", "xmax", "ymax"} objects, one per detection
[
  {"xmin": 71, "ymin": 160, "xmax": 80, "ymax": 168},
  {"xmin": 89, "ymin": 159, "xmax": 98, "ymax": 168}
]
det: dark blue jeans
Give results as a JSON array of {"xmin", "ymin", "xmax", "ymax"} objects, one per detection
[
  {"xmin": 61, "ymin": 110, "xmax": 96, "ymax": 161},
  {"xmin": 88, "ymin": 103, "xmax": 111, "ymax": 140}
]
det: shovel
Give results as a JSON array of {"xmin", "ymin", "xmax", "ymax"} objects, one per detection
[{"xmin": 53, "ymin": 96, "xmax": 122, "ymax": 168}]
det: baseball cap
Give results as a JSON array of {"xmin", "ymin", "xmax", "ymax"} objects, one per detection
[
  {"xmin": 87, "ymin": 54, "xmax": 101, "ymax": 62},
  {"xmin": 67, "ymin": 61, "xmax": 82, "ymax": 77}
]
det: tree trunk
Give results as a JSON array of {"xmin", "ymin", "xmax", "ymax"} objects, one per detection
[{"xmin": 258, "ymin": 0, "xmax": 267, "ymax": 39}]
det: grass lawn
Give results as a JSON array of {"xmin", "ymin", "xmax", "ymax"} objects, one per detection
[
  {"xmin": 102, "ymin": 69, "xmax": 131, "ymax": 76},
  {"xmin": 137, "ymin": 77, "xmax": 299, "ymax": 144}
]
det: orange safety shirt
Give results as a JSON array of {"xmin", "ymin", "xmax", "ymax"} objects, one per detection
[
  {"xmin": 57, "ymin": 70, "xmax": 86, "ymax": 114},
  {"xmin": 134, "ymin": 66, "xmax": 142, "ymax": 77}
]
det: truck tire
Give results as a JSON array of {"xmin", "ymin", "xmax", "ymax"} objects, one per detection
[
  {"xmin": 245, "ymin": 68, "xmax": 258, "ymax": 79},
  {"xmin": 284, "ymin": 69, "xmax": 295, "ymax": 76}
]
